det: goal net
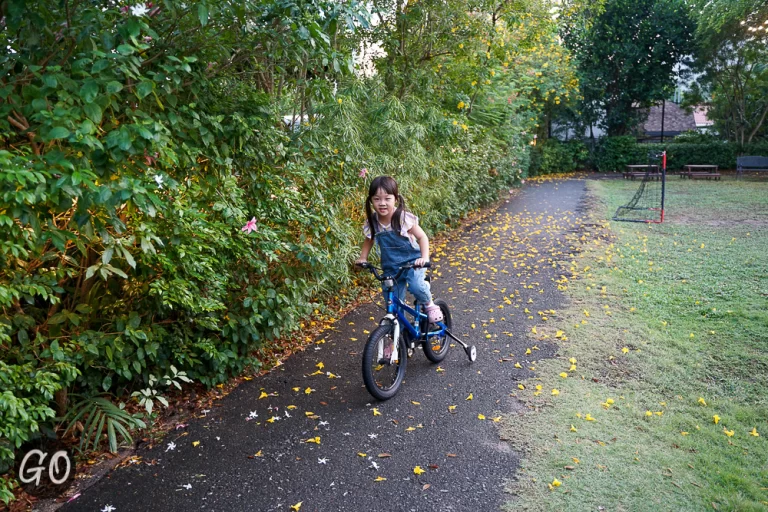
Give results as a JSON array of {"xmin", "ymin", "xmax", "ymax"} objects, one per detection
[{"xmin": 613, "ymin": 151, "xmax": 666, "ymax": 223}]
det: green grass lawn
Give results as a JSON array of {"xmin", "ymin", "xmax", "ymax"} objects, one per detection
[{"xmin": 504, "ymin": 178, "xmax": 768, "ymax": 511}]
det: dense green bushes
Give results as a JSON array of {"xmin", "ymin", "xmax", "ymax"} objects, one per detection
[
  {"xmin": 592, "ymin": 137, "xmax": 768, "ymax": 171},
  {"xmin": 530, "ymin": 140, "xmax": 588, "ymax": 175},
  {"xmin": 532, "ymin": 136, "xmax": 768, "ymax": 173}
]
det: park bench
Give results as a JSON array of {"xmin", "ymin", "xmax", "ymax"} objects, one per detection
[
  {"xmin": 689, "ymin": 173, "xmax": 721, "ymax": 181},
  {"xmin": 681, "ymin": 164, "xmax": 720, "ymax": 180},
  {"xmin": 624, "ymin": 164, "xmax": 659, "ymax": 180},
  {"xmin": 737, "ymin": 156, "xmax": 768, "ymax": 178}
]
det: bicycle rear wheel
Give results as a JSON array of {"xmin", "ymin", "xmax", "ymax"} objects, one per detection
[
  {"xmin": 423, "ymin": 300, "xmax": 451, "ymax": 363},
  {"xmin": 362, "ymin": 324, "xmax": 407, "ymax": 400}
]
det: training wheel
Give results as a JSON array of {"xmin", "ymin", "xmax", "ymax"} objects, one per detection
[{"xmin": 466, "ymin": 345, "xmax": 476, "ymax": 362}]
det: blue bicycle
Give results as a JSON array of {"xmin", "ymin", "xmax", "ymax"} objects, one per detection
[{"xmin": 356, "ymin": 262, "xmax": 476, "ymax": 400}]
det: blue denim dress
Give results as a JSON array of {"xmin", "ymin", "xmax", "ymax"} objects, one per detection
[{"xmin": 374, "ymin": 228, "xmax": 432, "ymax": 305}]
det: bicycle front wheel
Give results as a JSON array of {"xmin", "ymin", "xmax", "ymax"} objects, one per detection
[{"xmin": 362, "ymin": 324, "xmax": 407, "ymax": 400}]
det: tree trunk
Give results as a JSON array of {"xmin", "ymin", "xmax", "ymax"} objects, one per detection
[{"xmin": 54, "ymin": 388, "xmax": 68, "ymax": 417}]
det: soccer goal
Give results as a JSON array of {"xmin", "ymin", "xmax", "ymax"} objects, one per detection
[{"xmin": 613, "ymin": 151, "xmax": 667, "ymax": 223}]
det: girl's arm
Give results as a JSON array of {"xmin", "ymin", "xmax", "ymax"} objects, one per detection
[
  {"xmin": 409, "ymin": 224, "xmax": 430, "ymax": 267},
  {"xmin": 356, "ymin": 237, "xmax": 374, "ymax": 264}
]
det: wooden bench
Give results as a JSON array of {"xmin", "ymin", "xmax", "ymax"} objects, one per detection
[
  {"xmin": 682, "ymin": 164, "xmax": 719, "ymax": 179},
  {"xmin": 689, "ymin": 173, "xmax": 721, "ymax": 181},
  {"xmin": 624, "ymin": 164, "xmax": 659, "ymax": 179},
  {"xmin": 737, "ymin": 156, "xmax": 768, "ymax": 178}
]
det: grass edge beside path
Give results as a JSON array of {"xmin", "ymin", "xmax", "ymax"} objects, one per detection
[{"xmin": 501, "ymin": 179, "xmax": 768, "ymax": 512}]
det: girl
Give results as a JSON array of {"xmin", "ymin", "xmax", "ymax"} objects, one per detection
[{"xmin": 355, "ymin": 176, "xmax": 443, "ymax": 323}]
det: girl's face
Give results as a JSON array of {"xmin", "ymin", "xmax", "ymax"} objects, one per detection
[{"xmin": 371, "ymin": 187, "xmax": 396, "ymax": 220}]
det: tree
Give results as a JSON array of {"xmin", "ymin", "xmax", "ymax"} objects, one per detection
[
  {"xmin": 564, "ymin": 0, "xmax": 695, "ymax": 136},
  {"xmin": 685, "ymin": 0, "xmax": 768, "ymax": 144}
]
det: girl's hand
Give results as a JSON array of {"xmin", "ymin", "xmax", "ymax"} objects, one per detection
[
  {"xmin": 413, "ymin": 258, "xmax": 429, "ymax": 268},
  {"xmin": 355, "ymin": 257, "xmax": 368, "ymax": 265}
]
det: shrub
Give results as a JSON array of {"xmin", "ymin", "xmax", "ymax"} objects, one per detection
[
  {"xmin": 592, "ymin": 137, "xmax": 768, "ymax": 171},
  {"xmin": 530, "ymin": 140, "xmax": 589, "ymax": 175}
]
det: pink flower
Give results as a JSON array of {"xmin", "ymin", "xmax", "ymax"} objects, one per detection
[
  {"xmin": 241, "ymin": 217, "xmax": 257, "ymax": 234},
  {"xmin": 359, "ymin": 168, "xmax": 368, "ymax": 178}
]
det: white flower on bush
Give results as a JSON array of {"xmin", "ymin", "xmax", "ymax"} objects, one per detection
[{"xmin": 131, "ymin": 3, "xmax": 149, "ymax": 16}]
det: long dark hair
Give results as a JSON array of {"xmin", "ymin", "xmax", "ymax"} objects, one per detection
[{"xmin": 365, "ymin": 176, "xmax": 407, "ymax": 237}]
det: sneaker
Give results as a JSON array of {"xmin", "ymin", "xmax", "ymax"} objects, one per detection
[{"xmin": 425, "ymin": 304, "xmax": 444, "ymax": 323}]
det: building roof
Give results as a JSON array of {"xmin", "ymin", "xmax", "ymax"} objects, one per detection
[{"xmin": 642, "ymin": 101, "xmax": 697, "ymax": 135}]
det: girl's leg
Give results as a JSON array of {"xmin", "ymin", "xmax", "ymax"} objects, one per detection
[
  {"xmin": 405, "ymin": 268, "xmax": 432, "ymax": 305},
  {"xmin": 406, "ymin": 268, "xmax": 443, "ymax": 322}
]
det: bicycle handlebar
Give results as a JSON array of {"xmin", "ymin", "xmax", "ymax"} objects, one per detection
[{"xmin": 355, "ymin": 261, "xmax": 431, "ymax": 281}]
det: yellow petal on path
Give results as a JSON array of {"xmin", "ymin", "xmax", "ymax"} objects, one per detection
[
  {"xmin": 411, "ymin": 401, "xmax": 421, "ymax": 406},
  {"xmin": 254, "ymin": 450, "xmax": 263, "ymax": 457},
  {"xmin": 316, "ymin": 362, "xmax": 324, "ymax": 370},
  {"xmin": 304, "ymin": 387, "xmax": 314, "ymax": 395},
  {"xmin": 698, "ymin": 397, "xmax": 707, "ymax": 406},
  {"xmin": 374, "ymin": 476, "xmax": 387, "ymax": 482},
  {"xmin": 305, "ymin": 411, "xmax": 315, "ymax": 417},
  {"xmin": 405, "ymin": 427, "xmax": 416, "ymax": 432},
  {"xmin": 466, "ymin": 393, "xmax": 473, "ymax": 401},
  {"xmin": 492, "ymin": 416, "xmax": 502, "ymax": 422},
  {"xmin": 259, "ymin": 391, "xmax": 268, "ymax": 399},
  {"xmin": 305, "ymin": 437, "xmax": 321, "ymax": 444},
  {"xmin": 192, "ymin": 441, "xmax": 200, "ymax": 447},
  {"xmin": 448, "ymin": 405, "xmax": 457, "ymax": 412},
  {"xmin": 358, "ymin": 452, "xmax": 367, "ymax": 457},
  {"xmin": 287, "ymin": 405, "xmax": 297, "ymax": 410},
  {"xmin": 291, "ymin": 502, "xmax": 302, "ymax": 511},
  {"xmin": 292, "ymin": 387, "xmax": 300, "ymax": 392},
  {"xmin": 373, "ymin": 408, "xmax": 381, "ymax": 416},
  {"xmin": 413, "ymin": 466, "xmax": 426, "ymax": 475},
  {"xmin": 477, "ymin": 414, "xmax": 486, "ymax": 420},
  {"xmin": 518, "ymin": 384, "xmax": 525, "ymax": 390}
]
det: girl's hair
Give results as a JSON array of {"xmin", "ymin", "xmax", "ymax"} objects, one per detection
[{"xmin": 365, "ymin": 176, "xmax": 407, "ymax": 237}]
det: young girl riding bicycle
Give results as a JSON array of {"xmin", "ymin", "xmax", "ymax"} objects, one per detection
[{"xmin": 355, "ymin": 176, "xmax": 443, "ymax": 324}]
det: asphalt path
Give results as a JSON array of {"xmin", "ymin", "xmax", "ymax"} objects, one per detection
[{"xmin": 61, "ymin": 177, "xmax": 587, "ymax": 512}]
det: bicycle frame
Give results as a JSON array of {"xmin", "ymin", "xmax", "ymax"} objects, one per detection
[{"xmin": 385, "ymin": 289, "xmax": 447, "ymax": 342}]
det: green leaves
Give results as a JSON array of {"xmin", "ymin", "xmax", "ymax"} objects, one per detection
[
  {"xmin": 46, "ymin": 126, "xmax": 70, "ymax": 140},
  {"xmin": 198, "ymin": 3, "xmax": 209, "ymax": 26}
]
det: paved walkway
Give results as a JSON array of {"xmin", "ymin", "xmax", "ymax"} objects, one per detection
[{"xmin": 62, "ymin": 178, "xmax": 587, "ymax": 512}]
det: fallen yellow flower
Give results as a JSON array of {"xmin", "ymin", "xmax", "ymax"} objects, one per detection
[{"xmin": 413, "ymin": 466, "xmax": 426, "ymax": 475}]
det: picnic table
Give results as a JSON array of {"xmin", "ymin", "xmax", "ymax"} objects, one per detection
[
  {"xmin": 681, "ymin": 164, "xmax": 720, "ymax": 179},
  {"xmin": 624, "ymin": 164, "xmax": 660, "ymax": 180}
]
